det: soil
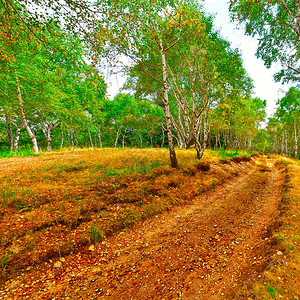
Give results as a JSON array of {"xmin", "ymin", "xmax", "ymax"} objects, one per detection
[{"xmin": 1, "ymin": 157, "xmax": 286, "ymax": 300}]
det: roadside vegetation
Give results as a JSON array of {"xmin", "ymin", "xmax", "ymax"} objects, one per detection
[{"xmin": 246, "ymin": 157, "xmax": 300, "ymax": 300}]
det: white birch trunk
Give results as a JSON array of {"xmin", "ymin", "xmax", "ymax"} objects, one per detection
[
  {"xmin": 87, "ymin": 126, "xmax": 94, "ymax": 148},
  {"xmin": 15, "ymin": 70, "xmax": 38, "ymax": 154},
  {"xmin": 60, "ymin": 126, "xmax": 64, "ymax": 148},
  {"xmin": 13, "ymin": 127, "xmax": 21, "ymax": 152},
  {"xmin": 294, "ymin": 120, "xmax": 299, "ymax": 159},
  {"xmin": 43, "ymin": 120, "xmax": 59, "ymax": 151},
  {"xmin": 113, "ymin": 126, "xmax": 122, "ymax": 148},
  {"xmin": 159, "ymin": 40, "xmax": 178, "ymax": 168},
  {"xmin": 285, "ymin": 126, "xmax": 288, "ymax": 156},
  {"xmin": 98, "ymin": 127, "xmax": 102, "ymax": 148},
  {"xmin": 161, "ymin": 126, "xmax": 165, "ymax": 148}
]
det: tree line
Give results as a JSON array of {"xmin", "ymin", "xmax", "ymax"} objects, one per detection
[{"xmin": 0, "ymin": 0, "xmax": 299, "ymax": 162}]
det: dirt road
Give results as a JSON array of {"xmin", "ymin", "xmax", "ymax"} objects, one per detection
[{"xmin": 3, "ymin": 158, "xmax": 286, "ymax": 299}]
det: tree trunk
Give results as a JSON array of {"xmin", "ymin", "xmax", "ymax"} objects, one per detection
[
  {"xmin": 98, "ymin": 127, "xmax": 103, "ymax": 148},
  {"xmin": 66, "ymin": 132, "xmax": 71, "ymax": 147},
  {"xmin": 214, "ymin": 133, "xmax": 218, "ymax": 150},
  {"xmin": 70, "ymin": 130, "xmax": 74, "ymax": 146},
  {"xmin": 87, "ymin": 126, "xmax": 94, "ymax": 148},
  {"xmin": 13, "ymin": 127, "xmax": 21, "ymax": 152},
  {"xmin": 161, "ymin": 126, "xmax": 165, "ymax": 148},
  {"xmin": 160, "ymin": 40, "xmax": 178, "ymax": 168},
  {"xmin": 15, "ymin": 70, "xmax": 38, "ymax": 154},
  {"xmin": 193, "ymin": 111, "xmax": 209, "ymax": 160},
  {"xmin": 198, "ymin": 112, "xmax": 210, "ymax": 159},
  {"xmin": 122, "ymin": 132, "xmax": 125, "ymax": 148},
  {"xmin": 225, "ymin": 120, "xmax": 231, "ymax": 150},
  {"xmin": 43, "ymin": 120, "xmax": 59, "ymax": 151},
  {"xmin": 235, "ymin": 138, "xmax": 240, "ymax": 154},
  {"xmin": 7, "ymin": 121, "xmax": 21, "ymax": 152},
  {"xmin": 294, "ymin": 120, "xmax": 298, "ymax": 159},
  {"xmin": 139, "ymin": 132, "xmax": 143, "ymax": 148},
  {"xmin": 74, "ymin": 133, "xmax": 79, "ymax": 147},
  {"xmin": 281, "ymin": 130, "xmax": 284, "ymax": 155},
  {"xmin": 113, "ymin": 126, "xmax": 122, "ymax": 148},
  {"xmin": 285, "ymin": 126, "xmax": 288, "ymax": 156},
  {"xmin": 60, "ymin": 126, "xmax": 64, "ymax": 148},
  {"xmin": 7, "ymin": 122, "xmax": 14, "ymax": 151},
  {"xmin": 248, "ymin": 137, "xmax": 252, "ymax": 151},
  {"xmin": 273, "ymin": 136, "xmax": 276, "ymax": 153}
]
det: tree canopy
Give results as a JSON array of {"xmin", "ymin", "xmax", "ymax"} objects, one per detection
[
  {"xmin": 0, "ymin": 0, "xmax": 298, "ymax": 162},
  {"xmin": 229, "ymin": 0, "xmax": 300, "ymax": 83}
]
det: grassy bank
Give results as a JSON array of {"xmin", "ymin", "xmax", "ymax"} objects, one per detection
[{"xmin": 250, "ymin": 157, "xmax": 300, "ymax": 299}]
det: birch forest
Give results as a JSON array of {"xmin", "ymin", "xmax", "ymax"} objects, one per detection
[{"xmin": 0, "ymin": 0, "xmax": 299, "ymax": 162}]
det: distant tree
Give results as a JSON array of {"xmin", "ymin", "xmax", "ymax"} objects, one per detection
[
  {"xmin": 277, "ymin": 87, "xmax": 300, "ymax": 158},
  {"xmin": 0, "ymin": 3, "xmax": 106, "ymax": 152},
  {"xmin": 102, "ymin": 94, "xmax": 164, "ymax": 148}
]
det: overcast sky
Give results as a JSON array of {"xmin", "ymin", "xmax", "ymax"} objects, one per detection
[{"xmin": 106, "ymin": 0, "xmax": 290, "ymax": 118}]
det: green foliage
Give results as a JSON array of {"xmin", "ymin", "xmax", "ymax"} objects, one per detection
[
  {"xmin": 102, "ymin": 93, "xmax": 165, "ymax": 148},
  {"xmin": 0, "ymin": 149, "xmax": 38, "ymax": 158},
  {"xmin": 0, "ymin": 2, "xmax": 107, "ymax": 152},
  {"xmin": 229, "ymin": 0, "xmax": 300, "ymax": 83},
  {"xmin": 0, "ymin": 0, "xmax": 276, "ymax": 158},
  {"xmin": 215, "ymin": 149, "xmax": 242, "ymax": 158},
  {"xmin": 263, "ymin": 87, "xmax": 300, "ymax": 158}
]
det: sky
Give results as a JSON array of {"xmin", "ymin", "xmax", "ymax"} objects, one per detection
[{"xmin": 106, "ymin": 0, "xmax": 290, "ymax": 118}]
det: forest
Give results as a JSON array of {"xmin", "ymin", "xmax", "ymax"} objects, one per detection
[
  {"xmin": 1, "ymin": 1, "xmax": 300, "ymax": 299},
  {"xmin": 0, "ymin": 0, "xmax": 299, "ymax": 163}
]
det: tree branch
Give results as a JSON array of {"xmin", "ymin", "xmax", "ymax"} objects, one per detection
[
  {"xmin": 287, "ymin": 65, "xmax": 300, "ymax": 73},
  {"xmin": 164, "ymin": 31, "xmax": 181, "ymax": 53}
]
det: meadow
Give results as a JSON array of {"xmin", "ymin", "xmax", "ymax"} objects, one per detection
[{"xmin": 0, "ymin": 147, "xmax": 253, "ymax": 282}]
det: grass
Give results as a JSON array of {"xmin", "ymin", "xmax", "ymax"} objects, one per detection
[
  {"xmin": 0, "ymin": 149, "xmax": 40, "ymax": 159},
  {"xmin": 248, "ymin": 157, "xmax": 300, "ymax": 300},
  {"xmin": 214, "ymin": 149, "xmax": 258, "ymax": 159},
  {"xmin": 0, "ymin": 147, "xmax": 254, "ymax": 283}
]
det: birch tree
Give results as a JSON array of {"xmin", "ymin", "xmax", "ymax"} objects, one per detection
[
  {"xmin": 124, "ymin": 3, "xmax": 252, "ymax": 159},
  {"xmin": 92, "ymin": 0, "xmax": 191, "ymax": 167}
]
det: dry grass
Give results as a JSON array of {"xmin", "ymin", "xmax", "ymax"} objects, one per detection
[
  {"xmin": 251, "ymin": 157, "xmax": 300, "ymax": 300},
  {"xmin": 0, "ymin": 148, "xmax": 253, "ymax": 282}
]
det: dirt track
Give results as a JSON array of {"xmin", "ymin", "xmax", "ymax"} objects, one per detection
[{"xmin": 3, "ymin": 158, "xmax": 286, "ymax": 299}]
